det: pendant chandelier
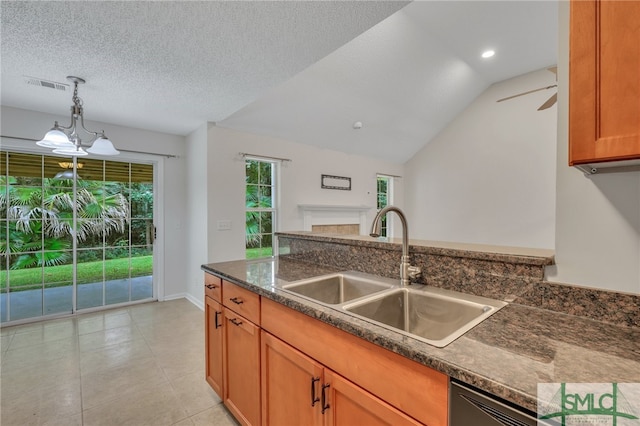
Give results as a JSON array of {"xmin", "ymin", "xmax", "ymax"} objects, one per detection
[{"xmin": 36, "ymin": 76, "xmax": 119, "ymax": 157}]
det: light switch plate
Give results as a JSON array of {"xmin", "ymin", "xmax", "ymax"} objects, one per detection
[{"xmin": 217, "ymin": 220, "xmax": 232, "ymax": 231}]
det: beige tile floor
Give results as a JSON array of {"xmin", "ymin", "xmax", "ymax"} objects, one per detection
[{"xmin": 0, "ymin": 299, "xmax": 239, "ymax": 426}]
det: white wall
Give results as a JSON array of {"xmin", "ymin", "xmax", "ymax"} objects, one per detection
[
  {"xmin": 205, "ymin": 124, "xmax": 405, "ymax": 261},
  {"xmin": 545, "ymin": 2, "xmax": 640, "ymax": 294},
  {"xmin": 185, "ymin": 123, "xmax": 211, "ymax": 307},
  {"xmin": 402, "ymin": 2, "xmax": 640, "ymax": 295},
  {"xmin": 0, "ymin": 106, "xmax": 188, "ymax": 299},
  {"xmin": 404, "ymin": 69, "xmax": 557, "ymax": 249},
  {"xmin": 183, "ymin": 124, "xmax": 404, "ymax": 306}
]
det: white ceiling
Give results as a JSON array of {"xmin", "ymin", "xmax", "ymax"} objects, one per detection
[{"xmin": 1, "ymin": 1, "xmax": 557, "ymax": 163}]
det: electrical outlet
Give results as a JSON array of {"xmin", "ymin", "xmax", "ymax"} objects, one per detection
[{"xmin": 217, "ymin": 220, "xmax": 232, "ymax": 231}]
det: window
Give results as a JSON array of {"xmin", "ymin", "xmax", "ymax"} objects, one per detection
[
  {"xmin": 245, "ymin": 159, "xmax": 276, "ymax": 259},
  {"xmin": 0, "ymin": 151, "xmax": 154, "ymax": 323},
  {"xmin": 376, "ymin": 175, "xmax": 393, "ymax": 237}
]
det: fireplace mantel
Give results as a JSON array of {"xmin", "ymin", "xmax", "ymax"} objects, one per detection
[{"xmin": 298, "ymin": 204, "xmax": 372, "ymax": 235}]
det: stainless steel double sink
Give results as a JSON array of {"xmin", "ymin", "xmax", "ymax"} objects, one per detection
[{"xmin": 280, "ymin": 271, "xmax": 507, "ymax": 348}]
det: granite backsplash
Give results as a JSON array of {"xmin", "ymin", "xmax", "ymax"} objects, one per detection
[{"xmin": 277, "ymin": 232, "xmax": 640, "ymax": 328}]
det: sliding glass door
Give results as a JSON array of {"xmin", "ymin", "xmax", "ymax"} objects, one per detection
[{"xmin": 0, "ymin": 151, "xmax": 154, "ymax": 323}]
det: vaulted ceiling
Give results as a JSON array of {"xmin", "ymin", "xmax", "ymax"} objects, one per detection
[{"xmin": 1, "ymin": 1, "xmax": 557, "ymax": 163}]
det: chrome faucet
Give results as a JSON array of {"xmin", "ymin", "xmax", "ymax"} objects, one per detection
[{"xmin": 370, "ymin": 206, "xmax": 422, "ymax": 286}]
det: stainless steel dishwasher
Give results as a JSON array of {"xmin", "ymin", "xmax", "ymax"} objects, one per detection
[{"xmin": 449, "ymin": 381, "xmax": 542, "ymax": 426}]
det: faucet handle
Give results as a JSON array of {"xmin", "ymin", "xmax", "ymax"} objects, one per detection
[{"xmin": 407, "ymin": 265, "xmax": 422, "ymax": 280}]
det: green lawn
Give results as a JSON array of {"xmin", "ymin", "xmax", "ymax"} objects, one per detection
[
  {"xmin": 0, "ymin": 256, "xmax": 153, "ymax": 291},
  {"xmin": 246, "ymin": 247, "xmax": 273, "ymax": 259}
]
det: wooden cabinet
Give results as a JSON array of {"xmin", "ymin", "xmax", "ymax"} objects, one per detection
[
  {"xmin": 223, "ymin": 281, "xmax": 261, "ymax": 426},
  {"xmin": 261, "ymin": 331, "xmax": 324, "ymax": 426},
  {"xmin": 205, "ymin": 295, "xmax": 224, "ymax": 397},
  {"xmin": 224, "ymin": 280, "xmax": 260, "ymax": 324},
  {"xmin": 323, "ymin": 370, "xmax": 421, "ymax": 426},
  {"xmin": 204, "ymin": 275, "xmax": 261, "ymax": 426},
  {"xmin": 261, "ymin": 298, "xmax": 448, "ymax": 426},
  {"xmin": 225, "ymin": 309, "xmax": 261, "ymax": 426},
  {"xmin": 205, "ymin": 272, "xmax": 222, "ymax": 301},
  {"xmin": 205, "ymin": 272, "xmax": 448, "ymax": 426},
  {"xmin": 261, "ymin": 331, "xmax": 421, "ymax": 426},
  {"xmin": 569, "ymin": 0, "xmax": 640, "ymax": 165}
]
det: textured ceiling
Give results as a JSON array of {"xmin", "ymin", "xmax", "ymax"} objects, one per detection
[
  {"xmin": 0, "ymin": 1, "xmax": 407, "ymax": 135},
  {"xmin": 1, "ymin": 1, "xmax": 557, "ymax": 163}
]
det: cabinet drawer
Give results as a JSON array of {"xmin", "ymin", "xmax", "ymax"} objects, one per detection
[
  {"xmin": 204, "ymin": 273, "xmax": 222, "ymax": 302},
  {"xmin": 223, "ymin": 281, "xmax": 260, "ymax": 325}
]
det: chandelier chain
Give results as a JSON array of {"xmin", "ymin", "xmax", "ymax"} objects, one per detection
[{"xmin": 72, "ymin": 81, "xmax": 83, "ymax": 110}]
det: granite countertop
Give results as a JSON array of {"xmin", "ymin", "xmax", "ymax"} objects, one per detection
[
  {"xmin": 277, "ymin": 231, "xmax": 556, "ymax": 266},
  {"xmin": 201, "ymin": 257, "xmax": 640, "ymax": 412}
]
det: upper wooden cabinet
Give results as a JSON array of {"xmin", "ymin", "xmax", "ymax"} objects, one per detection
[{"xmin": 569, "ymin": 0, "xmax": 640, "ymax": 166}]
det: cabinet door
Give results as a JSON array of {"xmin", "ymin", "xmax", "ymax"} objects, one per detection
[
  {"xmin": 225, "ymin": 311, "xmax": 261, "ymax": 426},
  {"xmin": 205, "ymin": 296, "xmax": 224, "ymax": 398},
  {"xmin": 569, "ymin": 0, "xmax": 640, "ymax": 165},
  {"xmin": 322, "ymin": 370, "xmax": 422, "ymax": 426},
  {"xmin": 261, "ymin": 331, "xmax": 324, "ymax": 426}
]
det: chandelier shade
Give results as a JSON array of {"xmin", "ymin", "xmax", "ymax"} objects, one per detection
[
  {"xmin": 36, "ymin": 76, "xmax": 119, "ymax": 158},
  {"xmin": 87, "ymin": 136, "xmax": 120, "ymax": 155},
  {"xmin": 36, "ymin": 127, "xmax": 75, "ymax": 148},
  {"xmin": 52, "ymin": 146, "xmax": 88, "ymax": 156}
]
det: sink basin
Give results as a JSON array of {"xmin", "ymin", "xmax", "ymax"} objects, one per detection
[
  {"xmin": 343, "ymin": 288, "xmax": 506, "ymax": 347},
  {"xmin": 281, "ymin": 272, "xmax": 395, "ymax": 304},
  {"xmin": 280, "ymin": 271, "xmax": 506, "ymax": 347}
]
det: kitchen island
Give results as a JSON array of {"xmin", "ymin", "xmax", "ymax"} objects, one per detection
[{"xmin": 202, "ymin": 255, "xmax": 640, "ymax": 414}]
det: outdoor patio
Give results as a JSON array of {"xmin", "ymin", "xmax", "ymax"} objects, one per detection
[{"xmin": 0, "ymin": 276, "xmax": 153, "ymax": 322}]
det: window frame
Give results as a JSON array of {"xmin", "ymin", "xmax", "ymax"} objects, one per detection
[
  {"xmin": 0, "ymin": 148, "xmax": 158, "ymax": 324},
  {"xmin": 245, "ymin": 158, "xmax": 278, "ymax": 259},
  {"xmin": 376, "ymin": 174, "xmax": 394, "ymax": 238}
]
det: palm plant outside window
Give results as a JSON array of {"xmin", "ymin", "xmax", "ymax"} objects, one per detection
[{"xmin": 245, "ymin": 159, "xmax": 276, "ymax": 259}]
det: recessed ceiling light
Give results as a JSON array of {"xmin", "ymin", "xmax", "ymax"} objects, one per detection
[
  {"xmin": 353, "ymin": 121, "xmax": 363, "ymax": 130},
  {"xmin": 481, "ymin": 50, "xmax": 495, "ymax": 59}
]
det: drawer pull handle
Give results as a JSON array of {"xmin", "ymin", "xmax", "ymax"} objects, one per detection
[
  {"xmin": 205, "ymin": 284, "xmax": 218, "ymax": 290},
  {"xmin": 230, "ymin": 297, "xmax": 244, "ymax": 305},
  {"xmin": 321, "ymin": 383, "xmax": 330, "ymax": 414},
  {"xmin": 214, "ymin": 311, "xmax": 221, "ymax": 329},
  {"xmin": 229, "ymin": 318, "xmax": 243, "ymax": 326},
  {"xmin": 311, "ymin": 377, "xmax": 320, "ymax": 407}
]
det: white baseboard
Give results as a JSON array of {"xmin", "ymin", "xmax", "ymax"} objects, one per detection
[
  {"xmin": 184, "ymin": 293, "xmax": 204, "ymax": 311},
  {"xmin": 163, "ymin": 292, "xmax": 186, "ymax": 301},
  {"xmin": 161, "ymin": 292, "xmax": 203, "ymax": 311}
]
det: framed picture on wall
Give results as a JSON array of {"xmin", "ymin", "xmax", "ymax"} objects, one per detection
[{"xmin": 321, "ymin": 174, "xmax": 351, "ymax": 190}]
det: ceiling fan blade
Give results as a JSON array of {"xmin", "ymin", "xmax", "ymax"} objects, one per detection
[
  {"xmin": 496, "ymin": 85, "xmax": 557, "ymax": 103},
  {"xmin": 538, "ymin": 93, "xmax": 557, "ymax": 110}
]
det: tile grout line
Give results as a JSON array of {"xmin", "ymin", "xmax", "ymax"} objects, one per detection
[{"xmin": 75, "ymin": 316, "xmax": 86, "ymax": 426}]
